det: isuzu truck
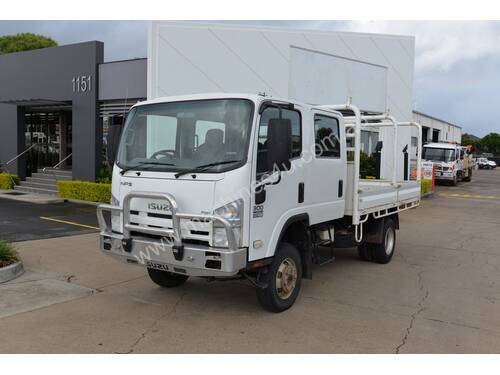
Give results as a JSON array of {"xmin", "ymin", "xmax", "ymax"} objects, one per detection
[{"xmin": 97, "ymin": 93, "xmax": 421, "ymax": 312}]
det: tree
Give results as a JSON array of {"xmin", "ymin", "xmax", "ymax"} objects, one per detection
[
  {"xmin": 479, "ymin": 133, "xmax": 500, "ymax": 155},
  {"xmin": 0, "ymin": 33, "xmax": 57, "ymax": 54},
  {"xmin": 462, "ymin": 133, "xmax": 481, "ymax": 153}
]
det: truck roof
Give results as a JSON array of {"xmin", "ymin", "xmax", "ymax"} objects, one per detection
[
  {"xmin": 423, "ymin": 142, "xmax": 460, "ymax": 150},
  {"xmin": 131, "ymin": 92, "xmax": 342, "ymax": 116}
]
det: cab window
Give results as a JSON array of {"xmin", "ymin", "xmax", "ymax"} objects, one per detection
[{"xmin": 256, "ymin": 106, "xmax": 302, "ymax": 174}]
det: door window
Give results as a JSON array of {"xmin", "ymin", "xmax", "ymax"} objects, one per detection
[
  {"xmin": 314, "ymin": 114, "xmax": 341, "ymax": 158},
  {"xmin": 257, "ymin": 106, "xmax": 302, "ymax": 174}
]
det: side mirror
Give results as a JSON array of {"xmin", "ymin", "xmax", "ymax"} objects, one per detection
[
  {"xmin": 267, "ymin": 118, "xmax": 292, "ymax": 171},
  {"xmin": 107, "ymin": 124, "xmax": 123, "ymax": 165}
]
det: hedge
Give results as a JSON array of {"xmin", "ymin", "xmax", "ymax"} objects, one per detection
[
  {"xmin": 0, "ymin": 173, "xmax": 20, "ymax": 189},
  {"xmin": 57, "ymin": 180, "xmax": 111, "ymax": 203}
]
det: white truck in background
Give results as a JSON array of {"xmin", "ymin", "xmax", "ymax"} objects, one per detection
[
  {"xmin": 98, "ymin": 93, "xmax": 422, "ymax": 312},
  {"xmin": 422, "ymin": 142, "xmax": 472, "ymax": 185}
]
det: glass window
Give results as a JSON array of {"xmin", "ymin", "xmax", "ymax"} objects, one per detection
[
  {"xmin": 256, "ymin": 106, "xmax": 302, "ymax": 174},
  {"xmin": 314, "ymin": 114, "xmax": 341, "ymax": 158},
  {"xmin": 422, "ymin": 147, "xmax": 456, "ymax": 162},
  {"xmin": 117, "ymin": 99, "xmax": 254, "ymax": 173}
]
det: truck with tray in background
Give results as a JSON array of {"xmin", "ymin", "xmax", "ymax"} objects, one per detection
[{"xmin": 422, "ymin": 142, "xmax": 473, "ymax": 185}]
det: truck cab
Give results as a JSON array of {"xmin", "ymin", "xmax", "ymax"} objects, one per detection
[
  {"xmin": 422, "ymin": 142, "xmax": 472, "ymax": 185},
  {"xmin": 98, "ymin": 93, "xmax": 421, "ymax": 312}
]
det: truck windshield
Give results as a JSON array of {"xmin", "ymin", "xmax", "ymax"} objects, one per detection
[
  {"xmin": 117, "ymin": 99, "xmax": 254, "ymax": 173},
  {"xmin": 422, "ymin": 147, "xmax": 456, "ymax": 162}
]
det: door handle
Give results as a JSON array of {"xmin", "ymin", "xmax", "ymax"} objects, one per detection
[
  {"xmin": 338, "ymin": 180, "xmax": 343, "ymax": 198},
  {"xmin": 298, "ymin": 182, "xmax": 304, "ymax": 203}
]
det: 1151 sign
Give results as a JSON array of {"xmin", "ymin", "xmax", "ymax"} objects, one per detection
[{"xmin": 72, "ymin": 75, "xmax": 92, "ymax": 93}]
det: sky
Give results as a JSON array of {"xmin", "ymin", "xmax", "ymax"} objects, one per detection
[{"xmin": 0, "ymin": 20, "xmax": 499, "ymax": 136}]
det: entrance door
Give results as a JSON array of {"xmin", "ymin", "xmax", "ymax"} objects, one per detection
[
  {"xmin": 24, "ymin": 109, "xmax": 72, "ymax": 176},
  {"xmin": 432, "ymin": 129, "xmax": 440, "ymax": 143}
]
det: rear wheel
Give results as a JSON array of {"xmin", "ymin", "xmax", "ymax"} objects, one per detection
[
  {"xmin": 358, "ymin": 218, "xmax": 396, "ymax": 264},
  {"xmin": 256, "ymin": 243, "xmax": 302, "ymax": 313},
  {"xmin": 147, "ymin": 268, "xmax": 189, "ymax": 288},
  {"xmin": 371, "ymin": 218, "xmax": 396, "ymax": 264},
  {"xmin": 463, "ymin": 168, "xmax": 472, "ymax": 182}
]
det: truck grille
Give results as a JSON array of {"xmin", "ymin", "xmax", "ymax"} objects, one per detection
[{"xmin": 129, "ymin": 209, "xmax": 212, "ymax": 245}]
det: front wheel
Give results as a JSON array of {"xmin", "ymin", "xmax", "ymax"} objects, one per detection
[
  {"xmin": 256, "ymin": 243, "xmax": 302, "ymax": 313},
  {"xmin": 147, "ymin": 268, "xmax": 189, "ymax": 288},
  {"xmin": 451, "ymin": 175, "xmax": 458, "ymax": 186}
]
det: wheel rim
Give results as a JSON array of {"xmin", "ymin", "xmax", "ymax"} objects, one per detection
[
  {"xmin": 384, "ymin": 227, "xmax": 395, "ymax": 255},
  {"xmin": 275, "ymin": 257, "xmax": 298, "ymax": 300}
]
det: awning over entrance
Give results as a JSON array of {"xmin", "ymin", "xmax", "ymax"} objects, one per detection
[{"xmin": 0, "ymin": 99, "xmax": 71, "ymax": 111}]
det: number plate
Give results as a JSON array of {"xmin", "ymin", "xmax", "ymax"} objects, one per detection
[{"xmin": 146, "ymin": 261, "xmax": 169, "ymax": 271}]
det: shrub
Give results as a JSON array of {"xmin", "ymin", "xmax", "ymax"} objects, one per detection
[
  {"xmin": 57, "ymin": 180, "xmax": 111, "ymax": 203},
  {"xmin": 0, "ymin": 173, "xmax": 20, "ymax": 189},
  {"xmin": 421, "ymin": 179, "xmax": 433, "ymax": 195},
  {"xmin": 0, "ymin": 240, "xmax": 19, "ymax": 268},
  {"xmin": 96, "ymin": 164, "xmax": 112, "ymax": 184}
]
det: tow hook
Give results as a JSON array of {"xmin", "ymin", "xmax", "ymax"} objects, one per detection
[{"xmin": 172, "ymin": 244, "xmax": 184, "ymax": 261}]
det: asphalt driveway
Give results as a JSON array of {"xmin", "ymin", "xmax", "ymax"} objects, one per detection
[{"xmin": 0, "ymin": 198, "xmax": 99, "ymax": 242}]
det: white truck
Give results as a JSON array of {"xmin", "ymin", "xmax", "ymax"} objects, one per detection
[
  {"xmin": 422, "ymin": 142, "xmax": 472, "ymax": 185},
  {"xmin": 97, "ymin": 93, "xmax": 421, "ymax": 312}
]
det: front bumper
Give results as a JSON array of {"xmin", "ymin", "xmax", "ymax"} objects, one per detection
[
  {"xmin": 97, "ymin": 191, "xmax": 247, "ymax": 277},
  {"xmin": 99, "ymin": 232, "xmax": 247, "ymax": 277},
  {"xmin": 434, "ymin": 171, "xmax": 455, "ymax": 180}
]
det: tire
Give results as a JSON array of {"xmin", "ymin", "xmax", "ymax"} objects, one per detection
[
  {"xmin": 463, "ymin": 168, "xmax": 472, "ymax": 182},
  {"xmin": 451, "ymin": 175, "xmax": 458, "ymax": 186},
  {"xmin": 147, "ymin": 268, "xmax": 189, "ymax": 288},
  {"xmin": 366, "ymin": 218, "xmax": 396, "ymax": 264},
  {"xmin": 256, "ymin": 243, "xmax": 302, "ymax": 313}
]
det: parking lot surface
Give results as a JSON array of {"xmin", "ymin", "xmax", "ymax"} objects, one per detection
[
  {"xmin": 0, "ymin": 169, "xmax": 499, "ymax": 353},
  {"xmin": 0, "ymin": 198, "xmax": 99, "ymax": 242}
]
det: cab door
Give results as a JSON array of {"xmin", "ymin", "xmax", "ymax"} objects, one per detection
[
  {"xmin": 248, "ymin": 103, "xmax": 306, "ymax": 261},
  {"xmin": 305, "ymin": 109, "xmax": 347, "ymax": 224}
]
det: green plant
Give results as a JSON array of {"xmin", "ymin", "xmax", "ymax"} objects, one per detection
[
  {"xmin": 96, "ymin": 164, "xmax": 113, "ymax": 184},
  {"xmin": 57, "ymin": 180, "xmax": 111, "ymax": 203},
  {"xmin": 0, "ymin": 173, "xmax": 20, "ymax": 189},
  {"xmin": 0, "ymin": 240, "xmax": 19, "ymax": 268},
  {"xmin": 360, "ymin": 152, "xmax": 377, "ymax": 179},
  {"xmin": 0, "ymin": 33, "xmax": 57, "ymax": 54}
]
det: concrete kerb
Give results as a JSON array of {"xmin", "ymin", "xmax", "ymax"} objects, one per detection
[
  {"xmin": 0, "ymin": 189, "xmax": 63, "ymax": 204},
  {"xmin": 0, "ymin": 261, "xmax": 25, "ymax": 284}
]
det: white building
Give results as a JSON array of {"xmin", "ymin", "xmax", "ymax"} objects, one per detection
[
  {"xmin": 413, "ymin": 110, "xmax": 462, "ymax": 144},
  {"xmin": 148, "ymin": 21, "xmax": 417, "ymax": 180}
]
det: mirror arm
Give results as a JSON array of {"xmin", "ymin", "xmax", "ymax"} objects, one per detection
[{"xmin": 255, "ymin": 171, "xmax": 282, "ymax": 190}]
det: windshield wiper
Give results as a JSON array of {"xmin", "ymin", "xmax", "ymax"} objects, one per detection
[
  {"xmin": 119, "ymin": 160, "xmax": 175, "ymax": 175},
  {"xmin": 174, "ymin": 160, "xmax": 241, "ymax": 178}
]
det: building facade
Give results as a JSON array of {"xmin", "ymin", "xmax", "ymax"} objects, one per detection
[
  {"xmin": 0, "ymin": 42, "xmax": 146, "ymax": 182},
  {"xmin": 413, "ymin": 110, "xmax": 462, "ymax": 144}
]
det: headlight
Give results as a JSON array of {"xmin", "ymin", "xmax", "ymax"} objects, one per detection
[
  {"xmin": 213, "ymin": 198, "xmax": 243, "ymax": 226},
  {"xmin": 212, "ymin": 199, "xmax": 243, "ymax": 248}
]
